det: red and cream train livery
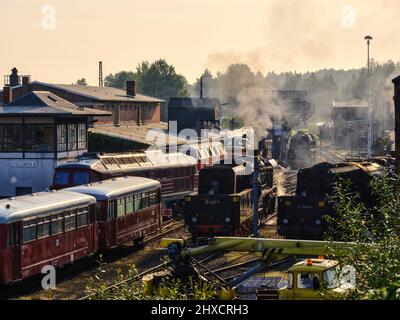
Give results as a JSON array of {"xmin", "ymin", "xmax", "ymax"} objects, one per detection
[{"xmin": 0, "ymin": 176, "xmax": 161, "ymax": 285}]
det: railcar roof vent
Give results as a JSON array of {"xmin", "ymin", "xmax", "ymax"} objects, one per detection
[{"xmin": 5, "ymin": 204, "xmax": 11, "ymax": 209}]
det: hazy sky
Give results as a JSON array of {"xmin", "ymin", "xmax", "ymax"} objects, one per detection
[{"xmin": 1, "ymin": 0, "xmax": 400, "ymax": 86}]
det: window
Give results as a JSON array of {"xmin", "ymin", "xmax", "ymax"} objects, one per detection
[
  {"xmin": 64, "ymin": 211, "xmax": 76, "ymax": 231},
  {"xmin": 73, "ymin": 172, "xmax": 90, "ymax": 186},
  {"xmin": 323, "ymin": 266, "xmax": 340, "ymax": 289},
  {"xmin": 297, "ymin": 273, "xmax": 318, "ymax": 289},
  {"xmin": 54, "ymin": 171, "xmax": 69, "ymax": 186},
  {"xmin": 0, "ymin": 125, "xmax": 23, "ymax": 152},
  {"xmin": 7, "ymin": 224, "xmax": 16, "ymax": 247},
  {"xmin": 77, "ymin": 123, "xmax": 87, "ymax": 149},
  {"xmin": 57, "ymin": 124, "xmax": 67, "ymax": 152},
  {"xmin": 149, "ymin": 191, "xmax": 158, "ymax": 206},
  {"xmin": 117, "ymin": 198, "xmax": 126, "ymax": 217},
  {"xmin": 141, "ymin": 192, "xmax": 149, "ymax": 208},
  {"xmin": 37, "ymin": 216, "xmax": 51, "ymax": 238},
  {"xmin": 51, "ymin": 213, "xmax": 64, "ymax": 234},
  {"xmin": 68, "ymin": 124, "xmax": 77, "ymax": 151},
  {"xmin": 287, "ymin": 272, "xmax": 294, "ymax": 289},
  {"xmin": 134, "ymin": 193, "xmax": 141, "ymax": 211},
  {"xmin": 25, "ymin": 124, "xmax": 54, "ymax": 152},
  {"xmin": 108, "ymin": 201, "xmax": 116, "ymax": 220},
  {"xmin": 76, "ymin": 208, "xmax": 89, "ymax": 227},
  {"xmin": 126, "ymin": 196, "xmax": 134, "ymax": 214},
  {"xmin": 23, "ymin": 220, "xmax": 37, "ymax": 243},
  {"xmin": 16, "ymin": 187, "xmax": 32, "ymax": 196}
]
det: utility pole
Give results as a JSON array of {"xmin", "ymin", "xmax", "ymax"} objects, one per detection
[
  {"xmin": 364, "ymin": 35, "xmax": 373, "ymax": 158},
  {"xmin": 252, "ymin": 153, "xmax": 260, "ymax": 237},
  {"xmin": 99, "ymin": 61, "xmax": 103, "ymax": 87}
]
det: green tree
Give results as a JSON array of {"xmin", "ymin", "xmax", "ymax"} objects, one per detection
[
  {"xmin": 326, "ymin": 173, "xmax": 400, "ymax": 299},
  {"xmin": 137, "ymin": 59, "xmax": 188, "ymax": 99},
  {"xmin": 104, "ymin": 71, "xmax": 137, "ymax": 89},
  {"xmin": 75, "ymin": 78, "xmax": 87, "ymax": 85}
]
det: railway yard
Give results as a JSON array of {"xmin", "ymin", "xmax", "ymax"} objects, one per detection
[{"xmin": 0, "ymin": 143, "xmax": 356, "ymax": 300}]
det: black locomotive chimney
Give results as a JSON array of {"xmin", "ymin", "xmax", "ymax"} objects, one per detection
[
  {"xmin": 392, "ymin": 75, "xmax": 400, "ymax": 174},
  {"xmin": 9, "ymin": 67, "xmax": 19, "ymax": 87},
  {"xmin": 126, "ymin": 80, "xmax": 136, "ymax": 97}
]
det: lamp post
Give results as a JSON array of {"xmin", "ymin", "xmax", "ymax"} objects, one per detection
[{"xmin": 364, "ymin": 35, "xmax": 373, "ymax": 158}]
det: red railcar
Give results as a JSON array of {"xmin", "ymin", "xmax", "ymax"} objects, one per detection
[
  {"xmin": 66, "ymin": 176, "xmax": 162, "ymax": 250},
  {"xmin": 51, "ymin": 150, "xmax": 196, "ymax": 210},
  {"xmin": 0, "ymin": 191, "xmax": 97, "ymax": 285}
]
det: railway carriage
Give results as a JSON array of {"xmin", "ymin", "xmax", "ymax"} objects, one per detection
[
  {"xmin": 51, "ymin": 150, "xmax": 196, "ymax": 213},
  {"xmin": 0, "ymin": 191, "xmax": 97, "ymax": 285},
  {"xmin": 66, "ymin": 176, "xmax": 162, "ymax": 250}
]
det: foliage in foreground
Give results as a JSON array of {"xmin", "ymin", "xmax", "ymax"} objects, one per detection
[
  {"xmin": 85, "ymin": 258, "xmax": 216, "ymax": 300},
  {"xmin": 325, "ymin": 173, "xmax": 400, "ymax": 299}
]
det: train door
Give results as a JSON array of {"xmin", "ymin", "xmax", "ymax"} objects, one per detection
[
  {"xmin": 8, "ymin": 222, "xmax": 22, "ymax": 281},
  {"xmin": 108, "ymin": 201, "xmax": 117, "ymax": 248}
]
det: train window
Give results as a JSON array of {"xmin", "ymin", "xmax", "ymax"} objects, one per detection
[
  {"xmin": 37, "ymin": 216, "xmax": 51, "ymax": 239},
  {"xmin": 51, "ymin": 213, "xmax": 64, "ymax": 235},
  {"xmin": 142, "ymin": 193, "xmax": 149, "ymax": 208},
  {"xmin": 54, "ymin": 171, "xmax": 69, "ymax": 185},
  {"xmin": 7, "ymin": 224, "xmax": 17, "ymax": 247},
  {"xmin": 126, "ymin": 196, "xmax": 134, "ymax": 214},
  {"xmin": 117, "ymin": 198, "xmax": 126, "ymax": 217},
  {"xmin": 73, "ymin": 172, "xmax": 90, "ymax": 186},
  {"xmin": 108, "ymin": 201, "xmax": 116, "ymax": 220},
  {"xmin": 134, "ymin": 194, "xmax": 142, "ymax": 211},
  {"xmin": 23, "ymin": 220, "xmax": 37, "ymax": 244},
  {"xmin": 149, "ymin": 192, "xmax": 157, "ymax": 205},
  {"xmin": 64, "ymin": 211, "xmax": 76, "ymax": 231},
  {"xmin": 77, "ymin": 208, "xmax": 89, "ymax": 227}
]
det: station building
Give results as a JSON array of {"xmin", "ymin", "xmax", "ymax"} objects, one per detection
[
  {"xmin": 0, "ymin": 68, "xmax": 164, "ymax": 126},
  {"xmin": 0, "ymin": 90, "xmax": 110, "ymax": 197}
]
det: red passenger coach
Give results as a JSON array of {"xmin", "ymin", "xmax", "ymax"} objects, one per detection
[
  {"xmin": 0, "ymin": 191, "xmax": 97, "ymax": 285},
  {"xmin": 66, "ymin": 177, "xmax": 161, "ymax": 250},
  {"xmin": 52, "ymin": 150, "xmax": 196, "ymax": 211}
]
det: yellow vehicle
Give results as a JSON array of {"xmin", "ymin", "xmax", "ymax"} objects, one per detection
[
  {"xmin": 158, "ymin": 237, "xmax": 355, "ymax": 300},
  {"xmin": 257, "ymin": 258, "xmax": 355, "ymax": 300}
]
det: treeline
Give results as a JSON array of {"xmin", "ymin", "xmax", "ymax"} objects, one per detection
[{"xmin": 101, "ymin": 59, "xmax": 400, "ymax": 117}]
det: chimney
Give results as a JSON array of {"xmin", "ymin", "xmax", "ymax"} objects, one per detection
[
  {"xmin": 114, "ymin": 105, "xmax": 121, "ymax": 127},
  {"xmin": 3, "ymin": 86, "xmax": 12, "ymax": 105},
  {"xmin": 392, "ymin": 75, "xmax": 400, "ymax": 174},
  {"xmin": 9, "ymin": 67, "xmax": 19, "ymax": 87},
  {"xmin": 126, "ymin": 80, "xmax": 136, "ymax": 97},
  {"xmin": 22, "ymin": 75, "xmax": 31, "ymax": 95}
]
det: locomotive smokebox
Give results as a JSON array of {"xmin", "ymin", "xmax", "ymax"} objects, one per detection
[{"xmin": 392, "ymin": 75, "xmax": 400, "ymax": 174}]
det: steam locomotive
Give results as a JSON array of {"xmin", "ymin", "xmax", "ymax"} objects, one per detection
[
  {"xmin": 184, "ymin": 157, "xmax": 278, "ymax": 238},
  {"xmin": 277, "ymin": 158, "xmax": 393, "ymax": 240},
  {"xmin": 286, "ymin": 130, "xmax": 317, "ymax": 170}
]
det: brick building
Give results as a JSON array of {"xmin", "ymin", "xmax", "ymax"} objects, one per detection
[{"xmin": 1, "ymin": 68, "xmax": 164, "ymax": 126}]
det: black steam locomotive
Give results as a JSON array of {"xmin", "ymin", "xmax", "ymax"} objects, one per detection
[
  {"xmin": 184, "ymin": 158, "xmax": 278, "ymax": 238},
  {"xmin": 277, "ymin": 159, "xmax": 393, "ymax": 240},
  {"xmin": 286, "ymin": 130, "xmax": 317, "ymax": 169}
]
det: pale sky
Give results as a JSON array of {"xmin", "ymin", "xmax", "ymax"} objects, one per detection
[{"xmin": 1, "ymin": 0, "xmax": 400, "ymax": 86}]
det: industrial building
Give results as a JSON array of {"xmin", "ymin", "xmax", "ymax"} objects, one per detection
[
  {"xmin": 167, "ymin": 97, "xmax": 222, "ymax": 136},
  {"xmin": 0, "ymin": 68, "xmax": 164, "ymax": 126}
]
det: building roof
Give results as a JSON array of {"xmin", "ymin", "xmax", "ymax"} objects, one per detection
[
  {"xmin": 0, "ymin": 191, "xmax": 96, "ymax": 224},
  {"xmin": 0, "ymin": 91, "xmax": 111, "ymax": 117},
  {"xmin": 33, "ymin": 82, "xmax": 165, "ymax": 103},
  {"xmin": 167, "ymin": 97, "xmax": 221, "ymax": 109},
  {"xmin": 65, "ymin": 176, "xmax": 161, "ymax": 200}
]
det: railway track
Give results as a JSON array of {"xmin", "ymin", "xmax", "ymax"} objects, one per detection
[
  {"xmin": 2, "ymin": 219, "xmax": 186, "ymax": 300},
  {"xmin": 79, "ymin": 213, "xmax": 281, "ymax": 300}
]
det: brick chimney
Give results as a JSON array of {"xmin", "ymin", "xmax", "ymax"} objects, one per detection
[
  {"xmin": 3, "ymin": 86, "xmax": 12, "ymax": 105},
  {"xmin": 392, "ymin": 75, "xmax": 400, "ymax": 174},
  {"xmin": 22, "ymin": 75, "xmax": 31, "ymax": 95},
  {"xmin": 126, "ymin": 80, "xmax": 136, "ymax": 97}
]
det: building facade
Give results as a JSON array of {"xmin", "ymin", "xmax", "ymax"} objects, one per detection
[
  {"xmin": 1, "ymin": 68, "xmax": 164, "ymax": 126},
  {"xmin": 0, "ymin": 90, "xmax": 110, "ymax": 197}
]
